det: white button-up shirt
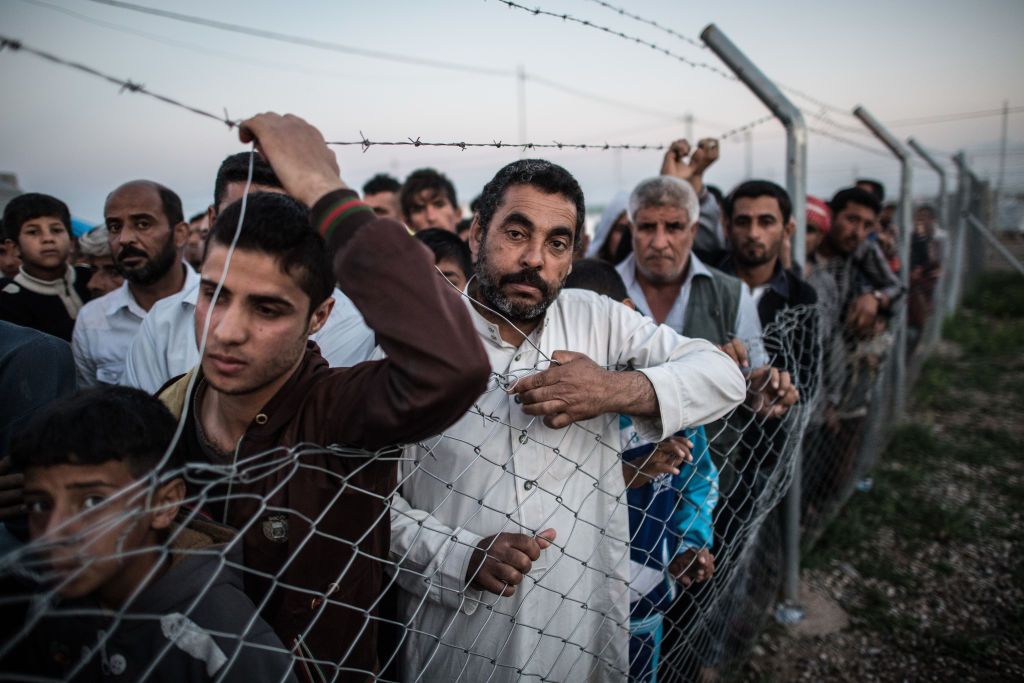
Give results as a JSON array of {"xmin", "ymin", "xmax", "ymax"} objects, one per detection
[
  {"xmin": 391, "ymin": 288, "xmax": 745, "ymax": 682},
  {"xmin": 617, "ymin": 251, "xmax": 768, "ymax": 369},
  {"xmin": 71, "ymin": 265, "xmax": 201, "ymax": 388},
  {"xmin": 123, "ymin": 283, "xmax": 376, "ymax": 393}
]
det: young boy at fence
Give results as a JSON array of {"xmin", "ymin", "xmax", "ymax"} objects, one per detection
[
  {"xmin": 5, "ymin": 386, "xmax": 297, "ymax": 682},
  {"xmin": 565, "ymin": 259, "xmax": 718, "ymax": 682},
  {"xmin": 415, "ymin": 227, "xmax": 473, "ymax": 291},
  {"xmin": 0, "ymin": 193, "xmax": 92, "ymax": 341}
]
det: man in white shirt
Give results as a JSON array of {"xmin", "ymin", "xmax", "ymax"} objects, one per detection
[
  {"xmin": 390, "ymin": 158, "xmax": 745, "ymax": 682},
  {"xmin": 72, "ymin": 181, "xmax": 196, "ymax": 387},
  {"xmin": 124, "ymin": 152, "xmax": 375, "ymax": 392}
]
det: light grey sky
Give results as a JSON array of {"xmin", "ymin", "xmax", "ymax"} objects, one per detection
[{"xmin": 2, "ymin": 0, "xmax": 1023, "ymax": 223}]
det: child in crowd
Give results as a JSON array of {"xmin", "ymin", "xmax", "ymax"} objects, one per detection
[
  {"xmin": 7, "ymin": 386, "xmax": 296, "ymax": 682},
  {"xmin": 565, "ymin": 259, "xmax": 718, "ymax": 682},
  {"xmin": 415, "ymin": 226, "xmax": 473, "ymax": 291},
  {"xmin": 0, "ymin": 193, "xmax": 92, "ymax": 341}
]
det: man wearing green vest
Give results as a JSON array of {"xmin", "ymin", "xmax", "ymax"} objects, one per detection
[{"xmin": 616, "ymin": 174, "xmax": 798, "ymax": 418}]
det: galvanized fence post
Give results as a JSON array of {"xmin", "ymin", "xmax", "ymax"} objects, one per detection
[
  {"xmin": 947, "ymin": 153, "xmax": 971, "ymax": 314},
  {"xmin": 700, "ymin": 22, "xmax": 807, "ymax": 625},
  {"xmin": 852, "ymin": 107, "xmax": 912, "ymax": 421},
  {"xmin": 907, "ymin": 138, "xmax": 949, "ymax": 361}
]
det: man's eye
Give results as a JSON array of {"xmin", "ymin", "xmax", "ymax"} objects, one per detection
[
  {"xmin": 82, "ymin": 495, "xmax": 105, "ymax": 509},
  {"xmin": 256, "ymin": 306, "xmax": 280, "ymax": 317},
  {"xmin": 27, "ymin": 500, "xmax": 51, "ymax": 514}
]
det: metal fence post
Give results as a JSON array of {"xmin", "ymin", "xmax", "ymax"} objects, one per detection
[
  {"xmin": 852, "ymin": 107, "xmax": 912, "ymax": 421},
  {"xmin": 947, "ymin": 153, "xmax": 971, "ymax": 314},
  {"xmin": 700, "ymin": 22, "xmax": 807, "ymax": 625},
  {"xmin": 907, "ymin": 139, "xmax": 949, "ymax": 356}
]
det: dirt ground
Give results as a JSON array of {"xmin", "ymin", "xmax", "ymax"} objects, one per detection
[{"xmin": 741, "ymin": 279, "xmax": 1024, "ymax": 682}]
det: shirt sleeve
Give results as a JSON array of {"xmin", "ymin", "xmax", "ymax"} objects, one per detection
[
  {"xmin": 603, "ymin": 296, "xmax": 746, "ymax": 443},
  {"xmin": 70, "ymin": 318, "xmax": 99, "ymax": 388},
  {"xmin": 306, "ymin": 190, "xmax": 491, "ymax": 449},
  {"xmin": 671, "ymin": 426, "xmax": 718, "ymax": 552},
  {"xmin": 390, "ymin": 491, "xmax": 485, "ymax": 615},
  {"xmin": 735, "ymin": 282, "xmax": 768, "ymax": 369}
]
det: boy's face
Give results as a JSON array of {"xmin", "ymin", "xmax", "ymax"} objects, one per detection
[
  {"xmin": 0, "ymin": 239, "xmax": 21, "ymax": 278},
  {"xmin": 16, "ymin": 215, "xmax": 70, "ymax": 279},
  {"xmin": 22, "ymin": 460, "xmax": 178, "ymax": 606}
]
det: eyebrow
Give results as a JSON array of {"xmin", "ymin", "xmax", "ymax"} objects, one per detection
[{"xmin": 67, "ymin": 481, "xmax": 119, "ymax": 490}]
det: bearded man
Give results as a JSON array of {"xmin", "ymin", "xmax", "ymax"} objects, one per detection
[
  {"xmin": 72, "ymin": 180, "xmax": 195, "ymax": 386},
  {"xmin": 388, "ymin": 158, "xmax": 746, "ymax": 682}
]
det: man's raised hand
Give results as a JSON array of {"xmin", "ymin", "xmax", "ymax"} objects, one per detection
[
  {"xmin": 623, "ymin": 435, "xmax": 694, "ymax": 489},
  {"xmin": 238, "ymin": 112, "xmax": 346, "ymax": 207},
  {"xmin": 466, "ymin": 529, "xmax": 557, "ymax": 596}
]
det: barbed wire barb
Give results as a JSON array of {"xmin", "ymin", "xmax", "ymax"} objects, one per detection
[
  {"xmin": 583, "ymin": 0, "xmax": 707, "ymax": 50},
  {"xmin": 489, "ymin": 0, "xmax": 737, "ymax": 80}
]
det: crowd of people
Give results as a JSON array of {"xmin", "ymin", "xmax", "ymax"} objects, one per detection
[{"xmin": 0, "ymin": 112, "xmax": 944, "ymax": 682}]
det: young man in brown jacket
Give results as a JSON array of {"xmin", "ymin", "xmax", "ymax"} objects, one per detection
[{"xmin": 159, "ymin": 113, "xmax": 490, "ymax": 681}]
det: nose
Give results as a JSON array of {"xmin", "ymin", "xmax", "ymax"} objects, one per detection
[
  {"xmin": 650, "ymin": 224, "xmax": 670, "ymax": 250},
  {"xmin": 519, "ymin": 236, "xmax": 544, "ymax": 269},
  {"xmin": 210, "ymin": 300, "xmax": 248, "ymax": 347}
]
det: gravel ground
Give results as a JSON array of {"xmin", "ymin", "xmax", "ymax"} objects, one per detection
[{"xmin": 742, "ymin": 328, "xmax": 1024, "ymax": 681}]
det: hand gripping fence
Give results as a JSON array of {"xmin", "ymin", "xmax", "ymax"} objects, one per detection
[{"xmin": 0, "ymin": 30, "xmax": 966, "ymax": 683}]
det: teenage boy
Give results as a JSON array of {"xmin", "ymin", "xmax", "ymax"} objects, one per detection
[
  {"xmin": 0, "ymin": 193, "xmax": 92, "ymax": 341},
  {"xmin": 8, "ymin": 386, "xmax": 296, "ymax": 681},
  {"xmin": 157, "ymin": 113, "xmax": 490, "ymax": 680}
]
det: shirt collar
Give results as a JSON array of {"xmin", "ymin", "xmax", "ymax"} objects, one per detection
[
  {"xmin": 717, "ymin": 254, "xmax": 789, "ymax": 299},
  {"xmin": 462, "ymin": 283, "xmax": 547, "ymax": 351},
  {"xmin": 103, "ymin": 262, "xmax": 200, "ymax": 317}
]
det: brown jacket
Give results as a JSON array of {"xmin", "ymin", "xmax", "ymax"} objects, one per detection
[{"xmin": 161, "ymin": 190, "xmax": 489, "ymax": 681}]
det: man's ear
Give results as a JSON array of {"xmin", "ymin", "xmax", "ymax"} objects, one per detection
[
  {"xmin": 468, "ymin": 215, "xmax": 483, "ymax": 261},
  {"xmin": 172, "ymin": 221, "xmax": 190, "ymax": 250},
  {"xmin": 150, "ymin": 478, "xmax": 185, "ymax": 531},
  {"xmin": 784, "ymin": 216, "xmax": 796, "ymax": 239},
  {"xmin": 308, "ymin": 296, "xmax": 334, "ymax": 336}
]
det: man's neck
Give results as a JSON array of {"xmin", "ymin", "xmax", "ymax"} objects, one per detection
[
  {"xmin": 97, "ymin": 545, "xmax": 165, "ymax": 611},
  {"xmin": 732, "ymin": 256, "xmax": 777, "ymax": 290},
  {"xmin": 467, "ymin": 279, "xmax": 542, "ymax": 346},
  {"xmin": 816, "ymin": 240, "xmax": 842, "ymax": 260},
  {"xmin": 197, "ymin": 355, "xmax": 303, "ymax": 454},
  {"xmin": 129, "ymin": 262, "xmax": 186, "ymax": 312},
  {"xmin": 636, "ymin": 260, "xmax": 689, "ymax": 326}
]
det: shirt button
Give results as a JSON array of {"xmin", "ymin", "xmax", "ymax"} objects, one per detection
[
  {"xmin": 513, "ymin": 395, "xmax": 521, "ymax": 404},
  {"xmin": 523, "ymin": 480, "xmax": 534, "ymax": 490},
  {"xmin": 514, "ymin": 354, "xmax": 522, "ymax": 361}
]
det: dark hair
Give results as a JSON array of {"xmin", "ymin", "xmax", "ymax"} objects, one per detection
[
  {"xmin": 829, "ymin": 186, "xmax": 881, "ymax": 218},
  {"xmin": 564, "ymin": 258, "xmax": 629, "ymax": 302},
  {"xmin": 154, "ymin": 183, "xmax": 185, "ymax": 227},
  {"xmin": 855, "ymin": 178, "xmax": 885, "ymax": 203},
  {"xmin": 705, "ymin": 184, "xmax": 723, "ymax": 206},
  {"xmin": 3, "ymin": 193, "xmax": 71, "ymax": 242},
  {"xmin": 415, "ymin": 228, "xmax": 472, "ymax": 278},
  {"xmin": 10, "ymin": 386, "xmax": 182, "ymax": 479},
  {"xmin": 208, "ymin": 192, "xmax": 333, "ymax": 315},
  {"xmin": 475, "ymin": 159, "xmax": 586, "ymax": 250},
  {"xmin": 724, "ymin": 180, "xmax": 792, "ymax": 224},
  {"xmin": 362, "ymin": 173, "xmax": 401, "ymax": 196},
  {"xmin": 213, "ymin": 152, "xmax": 283, "ymax": 212},
  {"xmin": 400, "ymin": 168, "xmax": 458, "ymax": 218},
  {"xmin": 188, "ymin": 211, "xmax": 207, "ymax": 224}
]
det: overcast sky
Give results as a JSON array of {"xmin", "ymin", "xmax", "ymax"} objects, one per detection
[{"xmin": 2, "ymin": 0, "xmax": 1023, "ymax": 224}]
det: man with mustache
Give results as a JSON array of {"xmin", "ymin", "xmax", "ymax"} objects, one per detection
[
  {"xmin": 71, "ymin": 180, "xmax": 196, "ymax": 387},
  {"xmin": 390, "ymin": 158, "xmax": 746, "ymax": 681},
  {"xmin": 716, "ymin": 180, "xmax": 819, "ymax": 379}
]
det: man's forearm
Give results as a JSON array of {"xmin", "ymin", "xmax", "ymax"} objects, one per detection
[{"xmin": 605, "ymin": 370, "xmax": 659, "ymax": 418}]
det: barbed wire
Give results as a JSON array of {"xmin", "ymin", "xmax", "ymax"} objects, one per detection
[
  {"xmin": 718, "ymin": 114, "xmax": 776, "ymax": 141},
  {"xmin": 806, "ymin": 125, "xmax": 892, "ymax": 158},
  {"xmin": 86, "ymin": 0, "xmax": 514, "ymax": 78},
  {"xmin": 0, "ymin": 35, "xmax": 240, "ymax": 129},
  {"xmin": 488, "ymin": 0, "xmax": 737, "ymax": 80},
  {"xmin": 325, "ymin": 135, "xmax": 668, "ymax": 153},
  {"xmin": 582, "ymin": 0, "xmax": 707, "ymax": 50}
]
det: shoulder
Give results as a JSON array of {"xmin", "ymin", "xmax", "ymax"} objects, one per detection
[{"xmin": 76, "ymin": 287, "xmax": 122, "ymax": 326}]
